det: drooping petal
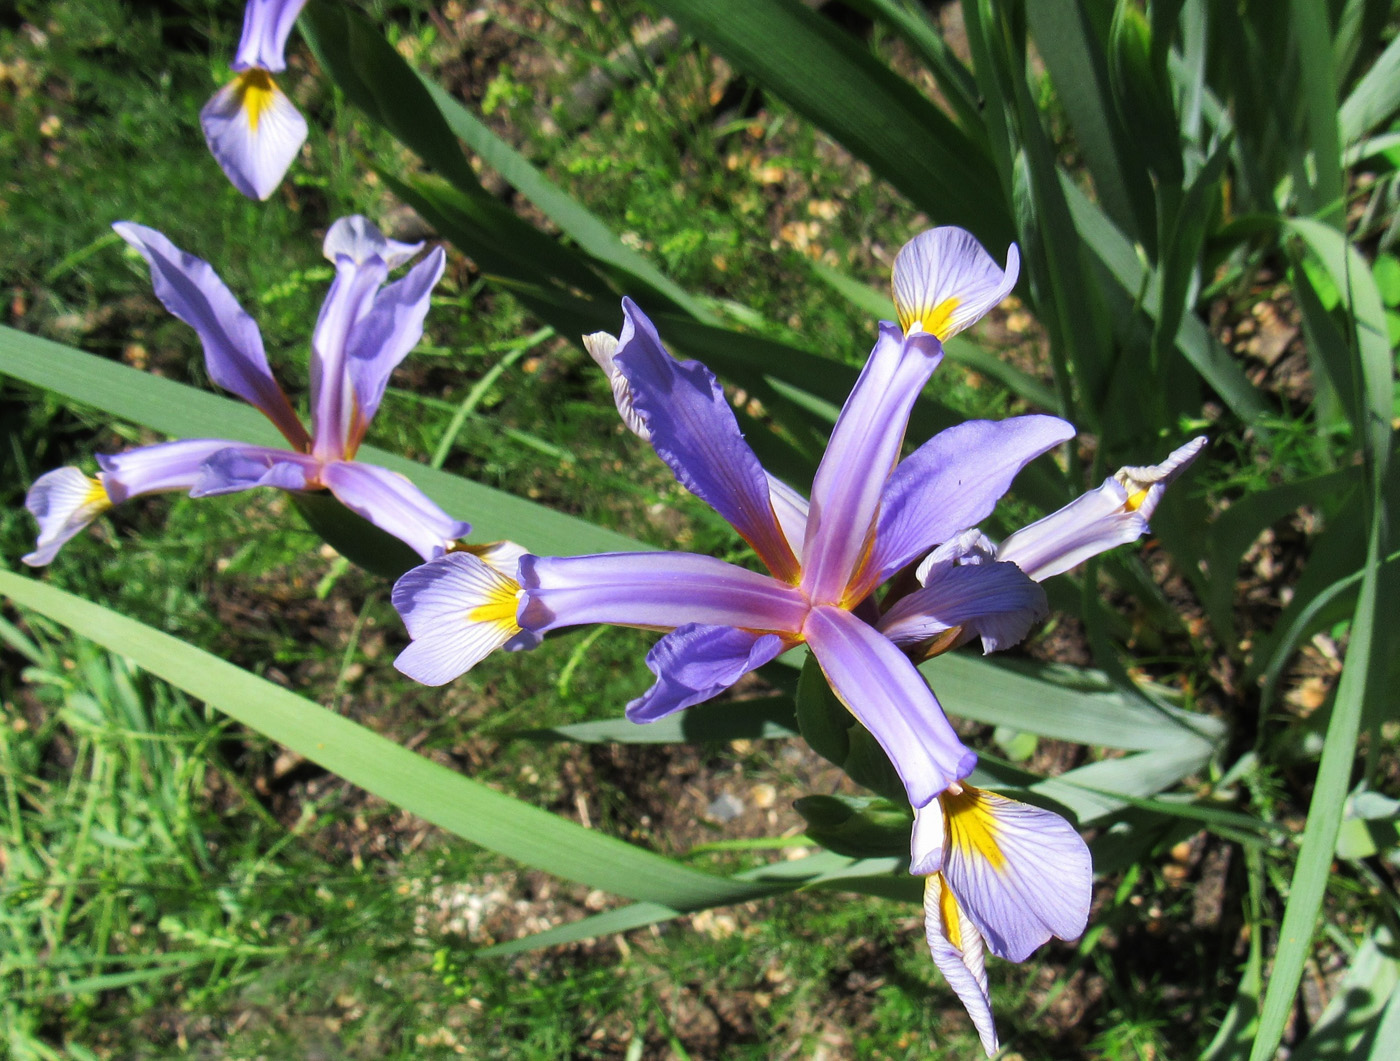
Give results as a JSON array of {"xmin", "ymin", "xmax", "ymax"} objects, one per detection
[
  {"xmin": 879, "ymin": 560, "xmax": 1047, "ymax": 655},
  {"xmin": 199, "ymin": 71, "xmax": 308, "ymax": 202},
  {"xmin": 626, "ymin": 624, "xmax": 789, "ymax": 723},
  {"xmin": 996, "ymin": 437, "xmax": 1206, "ymax": 582},
  {"xmin": 892, "ymin": 227, "xmax": 1019, "ymax": 341},
  {"xmin": 863, "ymin": 415, "xmax": 1075, "ymax": 592},
  {"xmin": 187, "ymin": 445, "xmax": 317, "ymax": 497},
  {"xmin": 612, "ymin": 299, "xmax": 800, "ymax": 583},
  {"xmin": 231, "ymin": 0, "xmax": 308, "ymax": 72},
  {"xmin": 802, "ymin": 604, "xmax": 976, "ymax": 809},
  {"xmin": 323, "ymin": 215, "xmax": 423, "ymax": 269},
  {"xmin": 801, "ymin": 324, "xmax": 943, "ymax": 606},
  {"xmin": 517, "ymin": 552, "xmax": 809, "ymax": 636},
  {"xmin": 343, "ymin": 248, "xmax": 447, "ymax": 451},
  {"xmin": 23, "ymin": 467, "xmax": 113, "ymax": 566},
  {"xmin": 97, "ymin": 438, "xmax": 254, "ymax": 503},
  {"xmin": 112, "ymin": 223, "xmax": 307, "ymax": 447},
  {"xmin": 584, "ymin": 330, "xmax": 650, "ymax": 441},
  {"xmin": 321, "ymin": 461, "xmax": 471, "ymax": 561},
  {"xmin": 924, "ymin": 874, "xmax": 998, "ymax": 1057},
  {"xmin": 939, "ymin": 785, "xmax": 1093, "ymax": 962},
  {"xmin": 309, "ymin": 253, "xmax": 388, "ymax": 460},
  {"xmin": 392, "ymin": 552, "xmax": 539, "ymax": 686}
]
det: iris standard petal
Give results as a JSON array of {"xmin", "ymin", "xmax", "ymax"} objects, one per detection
[
  {"xmin": 879, "ymin": 560, "xmax": 1047, "ymax": 655},
  {"xmin": 231, "ymin": 0, "xmax": 308, "ymax": 72},
  {"xmin": 800, "ymin": 324, "xmax": 943, "ymax": 606},
  {"xmin": 323, "ymin": 215, "xmax": 423, "ymax": 269},
  {"xmin": 188, "ymin": 445, "xmax": 317, "ymax": 497},
  {"xmin": 892, "ymin": 227, "xmax": 1019, "ymax": 341},
  {"xmin": 392, "ymin": 552, "xmax": 537, "ymax": 685},
  {"xmin": 924, "ymin": 874, "xmax": 999, "ymax": 1057},
  {"xmin": 23, "ymin": 467, "xmax": 113, "ymax": 566},
  {"xmin": 321, "ymin": 461, "xmax": 471, "ymax": 561},
  {"xmin": 802, "ymin": 604, "xmax": 976, "ymax": 809},
  {"xmin": 199, "ymin": 71, "xmax": 308, "ymax": 202},
  {"xmin": 626, "ymin": 624, "xmax": 788, "ymax": 723},
  {"xmin": 343, "ymin": 248, "xmax": 447, "ymax": 450},
  {"xmin": 864, "ymin": 415, "xmax": 1075, "ymax": 592},
  {"xmin": 517, "ymin": 552, "xmax": 809, "ymax": 635},
  {"xmin": 940, "ymin": 785, "xmax": 1093, "ymax": 962},
  {"xmin": 613, "ymin": 299, "xmax": 800, "ymax": 583},
  {"xmin": 113, "ymin": 223, "xmax": 307, "ymax": 447},
  {"xmin": 97, "ymin": 438, "xmax": 253, "ymax": 503},
  {"xmin": 309, "ymin": 254, "xmax": 388, "ymax": 460}
]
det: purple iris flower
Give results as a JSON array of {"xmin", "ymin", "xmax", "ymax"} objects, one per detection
[
  {"xmin": 200, "ymin": 0, "xmax": 309, "ymax": 200},
  {"xmin": 24, "ymin": 215, "xmax": 467, "ymax": 566},
  {"xmin": 394, "ymin": 227, "xmax": 1069, "ymax": 810}
]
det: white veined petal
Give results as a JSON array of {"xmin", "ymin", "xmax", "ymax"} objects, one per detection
[
  {"xmin": 23, "ymin": 468, "xmax": 113, "ymax": 566},
  {"xmin": 892, "ymin": 228, "xmax": 1019, "ymax": 340},
  {"xmin": 199, "ymin": 70, "xmax": 308, "ymax": 201},
  {"xmin": 391, "ymin": 552, "xmax": 526, "ymax": 685},
  {"xmin": 924, "ymin": 874, "xmax": 998, "ymax": 1057}
]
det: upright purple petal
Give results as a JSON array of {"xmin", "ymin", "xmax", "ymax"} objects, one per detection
[
  {"xmin": 612, "ymin": 300, "xmax": 800, "ymax": 583},
  {"xmin": 940, "ymin": 786, "xmax": 1093, "ymax": 962},
  {"xmin": 802, "ymin": 604, "xmax": 975, "ymax": 808},
  {"xmin": 113, "ymin": 224, "xmax": 308, "ymax": 447},
  {"xmin": 879, "ymin": 560, "xmax": 1047, "ymax": 655},
  {"xmin": 187, "ymin": 446, "xmax": 317, "ymax": 498},
  {"xmin": 23, "ymin": 468, "xmax": 113, "ymax": 566},
  {"xmin": 924, "ymin": 874, "xmax": 999, "ymax": 1057},
  {"xmin": 392, "ymin": 552, "xmax": 539, "ymax": 686},
  {"xmin": 321, "ymin": 461, "xmax": 470, "ymax": 561},
  {"xmin": 199, "ymin": 72, "xmax": 308, "ymax": 201},
  {"xmin": 861, "ymin": 415, "xmax": 1075, "ymax": 595},
  {"xmin": 800, "ymin": 325, "xmax": 943, "ymax": 606},
  {"xmin": 323, "ymin": 216, "xmax": 423, "ymax": 269},
  {"xmin": 626, "ymin": 624, "xmax": 789, "ymax": 723},
  {"xmin": 97, "ymin": 439, "xmax": 254, "ymax": 503},
  {"xmin": 892, "ymin": 227, "xmax": 1019, "ymax": 340},
  {"xmin": 343, "ymin": 248, "xmax": 447, "ymax": 452},
  {"xmin": 517, "ymin": 552, "xmax": 809, "ymax": 636},
  {"xmin": 231, "ymin": 0, "xmax": 308, "ymax": 72},
  {"xmin": 309, "ymin": 254, "xmax": 388, "ymax": 460}
]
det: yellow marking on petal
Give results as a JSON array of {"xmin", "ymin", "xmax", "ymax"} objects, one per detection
[
  {"xmin": 896, "ymin": 295, "xmax": 961, "ymax": 340},
  {"xmin": 942, "ymin": 785, "xmax": 1008, "ymax": 873},
  {"xmin": 1125, "ymin": 488, "xmax": 1150, "ymax": 512},
  {"xmin": 234, "ymin": 68, "xmax": 280, "ymax": 132},
  {"xmin": 466, "ymin": 579, "xmax": 523, "ymax": 635},
  {"xmin": 936, "ymin": 872, "xmax": 963, "ymax": 950},
  {"xmin": 85, "ymin": 474, "xmax": 113, "ymax": 514}
]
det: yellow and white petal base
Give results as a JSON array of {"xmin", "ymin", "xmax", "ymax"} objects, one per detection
[
  {"xmin": 23, "ymin": 468, "xmax": 113, "ymax": 566},
  {"xmin": 892, "ymin": 227, "xmax": 1019, "ymax": 341},
  {"xmin": 199, "ymin": 68, "xmax": 308, "ymax": 201}
]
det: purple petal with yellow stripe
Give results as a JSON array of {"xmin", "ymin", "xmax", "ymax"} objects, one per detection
[
  {"xmin": 940, "ymin": 786, "xmax": 1093, "ymax": 962},
  {"xmin": 924, "ymin": 874, "xmax": 998, "ymax": 1057},
  {"xmin": 231, "ymin": 0, "xmax": 307, "ymax": 72},
  {"xmin": 393, "ymin": 552, "xmax": 536, "ymax": 685},
  {"xmin": 613, "ymin": 299, "xmax": 800, "ymax": 583},
  {"xmin": 800, "ymin": 324, "xmax": 942, "ymax": 605},
  {"xmin": 626, "ymin": 624, "xmax": 788, "ymax": 723},
  {"xmin": 892, "ymin": 227, "xmax": 1019, "ymax": 340},
  {"xmin": 803, "ymin": 604, "xmax": 975, "ymax": 808},
  {"xmin": 23, "ymin": 467, "xmax": 114, "ymax": 566},
  {"xmin": 112, "ymin": 224, "xmax": 308, "ymax": 447},
  {"xmin": 199, "ymin": 71, "xmax": 308, "ymax": 201},
  {"xmin": 866, "ymin": 415, "xmax": 1074, "ymax": 588},
  {"xmin": 517, "ymin": 552, "xmax": 809, "ymax": 635},
  {"xmin": 321, "ymin": 461, "xmax": 470, "ymax": 561}
]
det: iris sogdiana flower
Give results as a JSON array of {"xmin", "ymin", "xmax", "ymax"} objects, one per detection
[
  {"xmin": 391, "ymin": 226, "xmax": 1203, "ymax": 1053},
  {"xmin": 24, "ymin": 216, "xmax": 467, "ymax": 567},
  {"xmin": 200, "ymin": 0, "xmax": 309, "ymax": 200}
]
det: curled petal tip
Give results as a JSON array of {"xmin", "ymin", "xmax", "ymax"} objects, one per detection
[
  {"xmin": 924, "ymin": 874, "xmax": 999, "ymax": 1056},
  {"xmin": 323, "ymin": 215, "xmax": 424, "ymax": 268},
  {"xmin": 23, "ymin": 467, "xmax": 113, "ymax": 566},
  {"xmin": 892, "ymin": 227, "xmax": 1018, "ymax": 341},
  {"xmin": 200, "ymin": 70, "xmax": 307, "ymax": 200}
]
